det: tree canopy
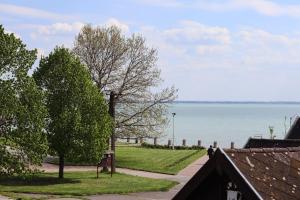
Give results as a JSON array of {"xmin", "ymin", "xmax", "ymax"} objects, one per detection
[
  {"xmin": 0, "ymin": 25, "xmax": 48, "ymax": 176},
  {"xmin": 74, "ymin": 25, "xmax": 177, "ymax": 138},
  {"xmin": 34, "ymin": 47, "xmax": 111, "ymax": 178}
]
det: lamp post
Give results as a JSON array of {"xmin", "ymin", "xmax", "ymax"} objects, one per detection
[{"xmin": 172, "ymin": 112, "xmax": 176, "ymax": 150}]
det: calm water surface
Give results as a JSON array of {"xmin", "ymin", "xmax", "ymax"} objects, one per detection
[{"xmin": 159, "ymin": 102, "xmax": 300, "ymax": 148}]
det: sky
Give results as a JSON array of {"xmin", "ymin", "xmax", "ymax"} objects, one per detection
[{"xmin": 2, "ymin": 0, "xmax": 300, "ymax": 101}]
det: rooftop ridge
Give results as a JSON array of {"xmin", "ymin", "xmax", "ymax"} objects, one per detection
[
  {"xmin": 285, "ymin": 116, "xmax": 300, "ymax": 139},
  {"xmin": 224, "ymin": 146, "xmax": 300, "ymax": 153},
  {"xmin": 247, "ymin": 138, "xmax": 300, "ymax": 141}
]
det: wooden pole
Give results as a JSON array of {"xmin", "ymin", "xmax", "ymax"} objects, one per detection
[
  {"xmin": 197, "ymin": 140, "xmax": 201, "ymax": 147},
  {"xmin": 213, "ymin": 141, "xmax": 217, "ymax": 148},
  {"xmin": 168, "ymin": 139, "xmax": 171, "ymax": 147},
  {"xmin": 182, "ymin": 139, "xmax": 186, "ymax": 146},
  {"xmin": 231, "ymin": 142, "xmax": 235, "ymax": 149}
]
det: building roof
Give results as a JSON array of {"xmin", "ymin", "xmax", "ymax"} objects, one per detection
[
  {"xmin": 286, "ymin": 117, "xmax": 300, "ymax": 139},
  {"xmin": 173, "ymin": 147, "xmax": 300, "ymax": 200},
  {"xmin": 226, "ymin": 147, "xmax": 300, "ymax": 200},
  {"xmin": 244, "ymin": 138, "xmax": 300, "ymax": 148}
]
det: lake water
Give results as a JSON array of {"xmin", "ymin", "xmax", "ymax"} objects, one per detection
[{"xmin": 158, "ymin": 102, "xmax": 300, "ymax": 148}]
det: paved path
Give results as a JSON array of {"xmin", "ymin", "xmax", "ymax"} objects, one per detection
[
  {"xmin": 0, "ymin": 195, "xmax": 10, "ymax": 200},
  {"xmin": 178, "ymin": 154, "xmax": 209, "ymax": 177},
  {"xmin": 5, "ymin": 155, "xmax": 209, "ymax": 200},
  {"xmin": 42, "ymin": 155, "xmax": 208, "ymax": 184},
  {"xmin": 42, "ymin": 163, "xmax": 96, "ymax": 172},
  {"xmin": 87, "ymin": 155, "xmax": 208, "ymax": 200}
]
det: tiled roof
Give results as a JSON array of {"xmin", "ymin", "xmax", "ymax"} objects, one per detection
[
  {"xmin": 244, "ymin": 138, "xmax": 300, "ymax": 148},
  {"xmin": 224, "ymin": 147, "xmax": 300, "ymax": 200}
]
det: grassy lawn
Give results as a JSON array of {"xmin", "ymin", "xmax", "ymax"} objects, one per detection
[
  {"xmin": 116, "ymin": 146, "xmax": 206, "ymax": 174},
  {"xmin": 0, "ymin": 171, "xmax": 177, "ymax": 197}
]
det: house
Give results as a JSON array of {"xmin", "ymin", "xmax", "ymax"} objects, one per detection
[
  {"xmin": 173, "ymin": 147, "xmax": 300, "ymax": 200},
  {"xmin": 286, "ymin": 116, "xmax": 300, "ymax": 139},
  {"xmin": 244, "ymin": 138, "xmax": 300, "ymax": 148}
]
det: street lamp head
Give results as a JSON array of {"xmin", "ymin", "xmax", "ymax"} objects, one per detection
[{"xmin": 172, "ymin": 112, "xmax": 176, "ymax": 117}]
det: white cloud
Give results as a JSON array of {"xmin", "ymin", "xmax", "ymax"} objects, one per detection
[
  {"xmin": 163, "ymin": 20, "xmax": 231, "ymax": 44},
  {"xmin": 238, "ymin": 29, "xmax": 296, "ymax": 45},
  {"xmin": 196, "ymin": 44, "xmax": 230, "ymax": 55},
  {"xmin": 233, "ymin": 0, "xmax": 300, "ymax": 17},
  {"xmin": 105, "ymin": 18, "xmax": 130, "ymax": 33},
  {"xmin": 133, "ymin": 0, "xmax": 182, "ymax": 7},
  {"xmin": 36, "ymin": 22, "xmax": 85, "ymax": 35},
  {"xmin": 28, "ymin": 18, "xmax": 129, "ymax": 39},
  {"xmin": 135, "ymin": 0, "xmax": 300, "ymax": 18},
  {"xmin": 0, "ymin": 3, "xmax": 72, "ymax": 20},
  {"xmin": 139, "ymin": 20, "xmax": 300, "ymax": 73},
  {"xmin": 27, "ymin": 18, "xmax": 130, "ymax": 44},
  {"xmin": 15, "ymin": 17, "xmax": 300, "ymax": 74},
  {"xmin": 16, "ymin": 18, "xmax": 131, "ymax": 60},
  {"xmin": 195, "ymin": 0, "xmax": 300, "ymax": 18},
  {"xmin": 140, "ymin": 22, "xmax": 233, "ymax": 73},
  {"xmin": 235, "ymin": 28, "xmax": 300, "ymax": 66}
]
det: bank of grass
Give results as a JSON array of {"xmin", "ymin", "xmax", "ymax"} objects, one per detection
[
  {"xmin": 116, "ymin": 146, "xmax": 206, "ymax": 174},
  {"xmin": 0, "ymin": 171, "xmax": 176, "ymax": 197}
]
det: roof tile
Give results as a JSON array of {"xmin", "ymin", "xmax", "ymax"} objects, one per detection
[{"xmin": 224, "ymin": 147, "xmax": 300, "ymax": 200}]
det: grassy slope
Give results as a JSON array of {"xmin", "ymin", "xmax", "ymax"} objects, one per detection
[
  {"xmin": 116, "ymin": 146, "xmax": 206, "ymax": 174},
  {"xmin": 0, "ymin": 171, "xmax": 176, "ymax": 196}
]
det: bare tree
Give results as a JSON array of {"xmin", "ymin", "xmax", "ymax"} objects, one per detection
[{"xmin": 73, "ymin": 25, "xmax": 177, "ymax": 139}]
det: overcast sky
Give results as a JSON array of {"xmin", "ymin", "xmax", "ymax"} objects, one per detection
[{"xmin": 2, "ymin": 0, "xmax": 300, "ymax": 101}]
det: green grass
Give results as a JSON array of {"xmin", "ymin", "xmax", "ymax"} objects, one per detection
[
  {"xmin": 0, "ymin": 171, "xmax": 177, "ymax": 196},
  {"xmin": 116, "ymin": 146, "xmax": 206, "ymax": 174}
]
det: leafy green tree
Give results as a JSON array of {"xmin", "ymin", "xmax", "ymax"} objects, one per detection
[
  {"xmin": 34, "ymin": 47, "xmax": 111, "ymax": 178},
  {"xmin": 0, "ymin": 25, "xmax": 48, "ymax": 176}
]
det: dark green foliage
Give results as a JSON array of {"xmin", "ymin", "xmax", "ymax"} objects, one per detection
[
  {"xmin": 141, "ymin": 142, "xmax": 205, "ymax": 150},
  {"xmin": 0, "ymin": 25, "xmax": 48, "ymax": 176},
  {"xmin": 33, "ymin": 47, "xmax": 111, "ymax": 178}
]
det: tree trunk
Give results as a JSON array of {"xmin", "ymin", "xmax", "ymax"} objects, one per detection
[
  {"xmin": 109, "ymin": 91, "xmax": 116, "ymax": 173},
  {"xmin": 59, "ymin": 154, "xmax": 64, "ymax": 179}
]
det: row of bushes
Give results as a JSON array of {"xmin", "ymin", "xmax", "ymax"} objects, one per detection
[{"xmin": 141, "ymin": 142, "xmax": 206, "ymax": 150}]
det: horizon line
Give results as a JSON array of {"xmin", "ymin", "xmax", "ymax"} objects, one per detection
[{"xmin": 173, "ymin": 100, "xmax": 300, "ymax": 104}]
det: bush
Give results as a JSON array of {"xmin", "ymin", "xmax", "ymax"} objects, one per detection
[{"xmin": 141, "ymin": 142, "xmax": 205, "ymax": 150}]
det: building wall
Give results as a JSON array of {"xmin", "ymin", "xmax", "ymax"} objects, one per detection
[{"xmin": 186, "ymin": 170, "xmax": 245, "ymax": 200}]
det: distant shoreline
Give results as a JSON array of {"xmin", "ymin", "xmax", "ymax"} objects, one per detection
[{"xmin": 173, "ymin": 101, "xmax": 300, "ymax": 104}]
